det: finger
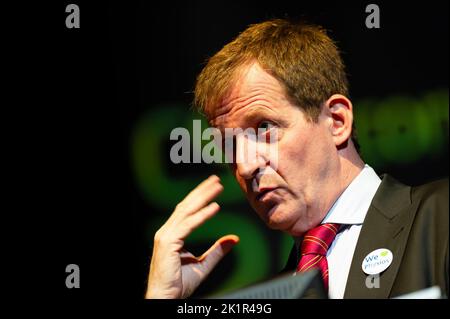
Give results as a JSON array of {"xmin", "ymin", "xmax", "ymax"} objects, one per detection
[
  {"xmin": 183, "ymin": 183, "xmax": 223, "ymax": 216},
  {"xmin": 200, "ymin": 235, "xmax": 240, "ymax": 260},
  {"xmin": 184, "ymin": 175, "xmax": 220, "ymax": 202},
  {"xmin": 181, "ymin": 176, "xmax": 223, "ymax": 214},
  {"xmin": 196, "ymin": 235, "xmax": 240, "ymax": 274},
  {"xmin": 163, "ymin": 175, "xmax": 221, "ymax": 226},
  {"xmin": 177, "ymin": 202, "xmax": 221, "ymax": 239}
]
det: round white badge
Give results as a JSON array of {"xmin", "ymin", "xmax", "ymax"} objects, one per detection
[{"xmin": 361, "ymin": 248, "xmax": 393, "ymax": 275}]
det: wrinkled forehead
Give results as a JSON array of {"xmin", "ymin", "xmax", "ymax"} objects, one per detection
[
  {"xmin": 205, "ymin": 64, "xmax": 253, "ymax": 123},
  {"xmin": 207, "ymin": 62, "xmax": 286, "ymax": 127}
]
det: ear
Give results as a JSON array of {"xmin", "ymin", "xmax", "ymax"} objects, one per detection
[{"xmin": 325, "ymin": 94, "xmax": 353, "ymax": 148}]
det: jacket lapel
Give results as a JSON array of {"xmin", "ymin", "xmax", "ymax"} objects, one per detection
[{"xmin": 344, "ymin": 174, "xmax": 419, "ymax": 298}]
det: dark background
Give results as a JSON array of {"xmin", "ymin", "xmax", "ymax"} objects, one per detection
[{"xmin": 26, "ymin": 0, "xmax": 448, "ymax": 301}]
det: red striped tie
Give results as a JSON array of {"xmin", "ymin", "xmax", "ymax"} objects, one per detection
[{"xmin": 296, "ymin": 223, "xmax": 340, "ymax": 292}]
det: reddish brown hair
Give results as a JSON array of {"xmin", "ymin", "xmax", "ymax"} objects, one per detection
[{"xmin": 194, "ymin": 19, "xmax": 359, "ymax": 151}]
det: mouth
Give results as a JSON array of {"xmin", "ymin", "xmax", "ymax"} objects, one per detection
[{"xmin": 256, "ymin": 187, "xmax": 279, "ymax": 201}]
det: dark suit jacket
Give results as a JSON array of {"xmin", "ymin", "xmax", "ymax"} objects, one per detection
[{"xmin": 282, "ymin": 174, "xmax": 449, "ymax": 298}]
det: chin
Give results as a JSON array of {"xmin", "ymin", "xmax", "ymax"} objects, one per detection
[
  {"xmin": 283, "ymin": 219, "xmax": 313, "ymax": 237},
  {"xmin": 264, "ymin": 205, "xmax": 297, "ymax": 232},
  {"xmin": 262, "ymin": 207, "xmax": 307, "ymax": 237}
]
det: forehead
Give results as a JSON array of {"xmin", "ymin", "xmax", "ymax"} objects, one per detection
[{"xmin": 209, "ymin": 62, "xmax": 289, "ymax": 127}]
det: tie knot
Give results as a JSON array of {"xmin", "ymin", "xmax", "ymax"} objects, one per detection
[{"xmin": 300, "ymin": 223, "xmax": 340, "ymax": 256}]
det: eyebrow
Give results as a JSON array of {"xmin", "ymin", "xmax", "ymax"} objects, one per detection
[
  {"xmin": 212, "ymin": 105, "xmax": 278, "ymax": 132},
  {"xmin": 239, "ymin": 106, "xmax": 276, "ymax": 124}
]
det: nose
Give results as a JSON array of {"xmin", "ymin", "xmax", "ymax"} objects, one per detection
[
  {"xmin": 236, "ymin": 156, "xmax": 267, "ymax": 180},
  {"xmin": 235, "ymin": 133, "xmax": 268, "ymax": 180}
]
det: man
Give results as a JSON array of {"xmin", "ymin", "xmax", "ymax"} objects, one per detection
[{"xmin": 145, "ymin": 19, "xmax": 448, "ymax": 299}]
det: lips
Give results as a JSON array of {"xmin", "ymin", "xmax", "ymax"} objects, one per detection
[{"xmin": 256, "ymin": 187, "xmax": 279, "ymax": 201}]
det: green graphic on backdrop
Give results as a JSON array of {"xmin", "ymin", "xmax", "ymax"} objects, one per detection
[
  {"xmin": 133, "ymin": 91, "xmax": 448, "ymax": 209},
  {"xmin": 354, "ymin": 90, "xmax": 448, "ymax": 166},
  {"xmin": 132, "ymin": 90, "xmax": 448, "ymax": 295},
  {"xmin": 131, "ymin": 105, "xmax": 244, "ymax": 210}
]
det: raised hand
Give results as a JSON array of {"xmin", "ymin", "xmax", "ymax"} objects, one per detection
[{"xmin": 145, "ymin": 175, "xmax": 239, "ymax": 299}]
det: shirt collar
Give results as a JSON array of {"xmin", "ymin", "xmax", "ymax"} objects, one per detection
[{"xmin": 321, "ymin": 164, "xmax": 382, "ymax": 225}]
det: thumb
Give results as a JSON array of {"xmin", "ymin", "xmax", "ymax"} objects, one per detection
[{"xmin": 198, "ymin": 234, "xmax": 239, "ymax": 273}]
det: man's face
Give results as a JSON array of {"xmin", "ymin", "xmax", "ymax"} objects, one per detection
[{"xmin": 210, "ymin": 63, "xmax": 341, "ymax": 236}]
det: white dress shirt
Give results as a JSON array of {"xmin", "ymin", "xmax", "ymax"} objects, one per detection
[{"xmin": 295, "ymin": 164, "xmax": 381, "ymax": 298}]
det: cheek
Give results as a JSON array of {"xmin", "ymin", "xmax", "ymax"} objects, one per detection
[
  {"xmin": 277, "ymin": 136, "xmax": 308, "ymax": 172},
  {"xmin": 276, "ymin": 128, "xmax": 329, "ymax": 182},
  {"xmin": 233, "ymin": 169, "xmax": 248, "ymax": 193}
]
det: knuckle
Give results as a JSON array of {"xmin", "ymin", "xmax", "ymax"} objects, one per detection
[
  {"xmin": 154, "ymin": 229, "xmax": 165, "ymax": 243},
  {"xmin": 175, "ymin": 202, "xmax": 185, "ymax": 211},
  {"xmin": 154, "ymin": 227, "xmax": 175, "ymax": 247}
]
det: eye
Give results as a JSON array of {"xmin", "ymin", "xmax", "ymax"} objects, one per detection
[
  {"xmin": 257, "ymin": 121, "xmax": 278, "ymax": 143},
  {"xmin": 257, "ymin": 121, "xmax": 275, "ymax": 130}
]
